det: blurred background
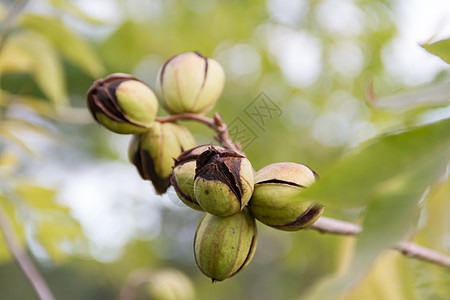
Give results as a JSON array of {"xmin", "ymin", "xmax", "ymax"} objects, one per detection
[{"xmin": 0, "ymin": 0, "xmax": 449, "ymax": 299}]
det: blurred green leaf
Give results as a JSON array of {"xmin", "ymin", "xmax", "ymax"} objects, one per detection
[
  {"xmin": 0, "ymin": 31, "xmax": 67, "ymax": 105},
  {"xmin": 368, "ymin": 81, "xmax": 450, "ymax": 112},
  {"xmin": 99, "ymin": 21, "xmax": 153, "ymax": 72},
  {"xmin": 417, "ymin": 178, "xmax": 450, "ymax": 251},
  {"xmin": 299, "ymin": 118, "xmax": 450, "ymax": 208},
  {"xmin": 15, "ymin": 183, "xmax": 83, "ymax": 262},
  {"xmin": 0, "ymin": 117, "xmax": 55, "ymax": 155},
  {"xmin": 43, "ymin": 0, "xmax": 102, "ymax": 24},
  {"xmin": 0, "ymin": 34, "xmax": 34, "ymax": 73},
  {"xmin": 19, "ymin": 14, "xmax": 105, "ymax": 78},
  {"xmin": 302, "ymin": 118, "xmax": 450, "ymax": 300},
  {"xmin": 0, "ymin": 197, "xmax": 25, "ymax": 264},
  {"xmin": 422, "ymin": 38, "xmax": 450, "ymax": 63},
  {"xmin": 15, "ymin": 184, "xmax": 68, "ymax": 213},
  {"xmin": 336, "ymin": 252, "xmax": 415, "ymax": 300},
  {"xmin": 0, "ymin": 150, "xmax": 18, "ymax": 176},
  {"xmin": 35, "ymin": 215, "xmax": 84, "ymax": 262},
  {"xmin": 0, "ymin": 3, "xmax": 7, "ymax": 23},
  {"xmin": 0, "ymin": 127, "xmax": 34, "ymax": 155},
  {"xmin": 0, "ymin": 89, "xmax": 54, "ymax": 117}
]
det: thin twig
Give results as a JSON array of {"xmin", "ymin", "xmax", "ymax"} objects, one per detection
[
  {"xmin": 310, "ymin": 216, "xmax": 450, "ymax": 269},
  {"xmin": 212, "ymin": 113, "xmax": 241, "ymax": 151},
  {"xmin": 156, "ymin": 112, "xmax": 241, "ymax": 152},
  {"xmin": 394, "ymin": 241, "xmax": 450, "ymax": 268},
  {"xmin": 156, "ymin": 112, "xmax": 215, "ymax": 128},
  {"xmin": 310, "ymin": 216, "xmax": 361, "ymax": 235},
  {"xmin": 0, "ymin": 204, "xmax": 56, "ymax": 300}
]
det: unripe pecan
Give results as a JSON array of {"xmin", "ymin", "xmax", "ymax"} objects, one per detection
[
  {"xmin": 171, "ymin": 145, "xmax": 224, "ymax": 211},
  {"xmin": 156, "ymin": 52, "xmax": 225, "ymax": 115},
  {"xmin": 129, "ymin": 122, "xmax": 196, "ymax": 194},
  {"xmin": 87, "ymin": 73, "xmax": 158, "ymax": 134},
  {"xmin": 194, "ymin": 147, "xmax": 254, "ymax": 217},
  {"xmin": 194, "ymin": 209, "xmax": 257, "ymax": 282},
  {"xmin": 249, "ymin": 162, "xmax": 323, "ymax": 231}
]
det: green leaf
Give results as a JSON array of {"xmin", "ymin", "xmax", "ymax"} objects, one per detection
[
  {"xmin": 99, "ymin": 21, "xmax": 153, "ymax": 72},
  {"xmin": 422, "ymin": 38, "xmax": 450, "ymax": 64},
  {"xmin": 368, "ymin": 81, "xmax": 450, "ymax": 112},
  {"xmin": 300, "ymin": 118, "xmax": 450, "ymax": 208},
  {"xmin": 0, "ymin": 3, "xmax": 7, "ymax": 23},
  {"xmin": 0, "ymin": 89, "xmax": 55, "ymax": 119},
  {"xmin": 0, "ymin": 127, "xmax": 35, "ymax": 155},
  {"xmin": 0, "ymin": 197, "xmax": 26, "ymax": 264},
  {"xmin": 417, "ymin": 177, "xmax": 450, "ymax": 250},
  {"xmin": 43, "ymin": 0, "xmax": 103, "ymax": 24},
  {"xmin": 0, "ymin": 31, "xmax": 67, "ymax": 105},
  {"xmin": 0, "ymin": 150, "xmax": 19, "ymax": 176},
  {"xmin": 34, "ymin": 214, "xmax": 84, "ymax": 262},
  {"xmin": 301, "ymin": 118, "xmax": 450, "ymax": 300},
  {"xmin": 304, "ymin": 188, "xmax": 433, "ymax": 300},
  {"xmin": 15, "ymin": 184, "xmax": 69, "ymax": 213},
  {"xmin": 14, "ymin": 183, "xmax": 84, "ymax": 262},
  {"xmin": 19, "ymin": 14, "xmax": 105, "ymax": 78},
  {"xmin": 0, "ymin": 116, "xmax": 56, "ymax": 155},
  {"xmin": 0, "ymin": 33, "xmax": 35, "ymax": 73}
]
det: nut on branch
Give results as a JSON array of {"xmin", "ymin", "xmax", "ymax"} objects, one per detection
[
  {"xmin": 249, "ymin": 162, "xmax": 323, "ymax": 231},
  {"xmin": 87, "ymin": 73, "xmax": 158, "ymax": 134},
  {"xmin": 194, "ymin": 147, "xmax": 254, "ymax": 217},
  {"xmin": 129, "ymin": 122, "xmax": 196, "ymax": 194},
  {"xmin": 156, "ymin": 52, "xmax": 225, "ymax": 115},
  {"xmin": 193, "ymin": 209, "xmax": 257, "ymax": 282},
  {"xmin": 171, "ymin": 145, "xmax": 225, "ymax": 211}
]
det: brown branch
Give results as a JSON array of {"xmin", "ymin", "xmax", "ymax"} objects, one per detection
[
  {"xmin": 310, "ymin": 216, "xmax": 450, "ymax": 269},
  {"xmin": 0, "ymin": 205, "xmax": 56, "ymax": 300},
  {"xmin": 155, "ymin": 112, "xmax": 241, "ymax": 152}
]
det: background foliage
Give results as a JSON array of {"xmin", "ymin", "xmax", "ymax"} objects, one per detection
[{"xmin": 0, "ymin": 0, "xmax": 449, "ymax": 299}]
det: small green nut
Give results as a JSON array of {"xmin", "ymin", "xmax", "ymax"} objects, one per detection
[
  {"xmin": 147, "ymin": 269, "xmax": 195, "ymax": 300},
  {"xmin": 170, "ymin": 145, "xmax": 224, "ymax": 211},
  {"xmin": 156, "ymin": 52, "xmax": 225, "ymax": 115},
  {"xmin": 194, "ymin": 147, "xmax": 254, "ymax": 217},
  {"xmin": 129, "ymin": 122, "xmax": 196, "ymax": 194},
  {"xmin": 87, "ymin": 73, "xmax": 158, "ymax": 134},
  {"xmin": 194, "ymin": 209, "xmax": 257, "ymax": 282},
  {"xmin": 249, "ymin": 162, "xmax": 323, "ymax": 231}
]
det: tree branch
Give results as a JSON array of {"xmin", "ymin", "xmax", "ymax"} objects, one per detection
[
  {"xmin": 0, "ymin": 204, "xmax": 56, "ymax": 300},
  {"xmin": 155, "ymin": 112, "xmax": 241, "ymax": 152},
  {"xmin": 310, "ymin": 216, "xmax": 450, "ymax": 269},
  {"xmin": 310, "ymin": 216, "xmax": 362, "ymax": 235}
]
